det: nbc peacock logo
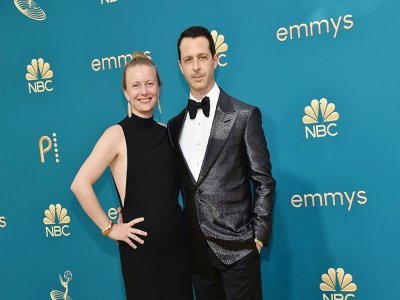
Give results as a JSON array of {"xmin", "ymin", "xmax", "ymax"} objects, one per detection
[
  {"xmin": 320, "ymin": 268, "xmax": 357, "ymax": 299},
  {"xmin": 26, "ymin": 58, "xmax": 54, "ymax": 94},
  {"xmin": 302, "ymin": 98, "xmax": 340, "ymax": 139},
  {"xmin": 211, "ymin": 30, "xmax": 228, "ymax": 67},
  {"xmin": 43, "ymin": 204, "xmax": 71, "ymax": 238},
  {"xmin": 14, "ymin": 0, "xmax": 46, "ymax": 21}
]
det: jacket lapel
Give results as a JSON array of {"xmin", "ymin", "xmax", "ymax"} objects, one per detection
[
  {"xmin": 197, "ymin": 90, "xmax": 238, "ymax": 186},
  {"xmin": 169, "ymin": 109, "xmax": 185, "ymax": 148},
  {"xmin": 169, "ymin": 109, "xmax": 197, "ymax": 186}
]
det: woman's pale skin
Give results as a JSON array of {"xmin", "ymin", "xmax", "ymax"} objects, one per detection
[{"xmin": 71, "ymin": 64, "xmax": 160, "ymax": 249}]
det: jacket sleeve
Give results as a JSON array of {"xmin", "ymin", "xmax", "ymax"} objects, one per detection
[{"xmin": 243, "ymin": 107, "xmax": 276, "ymax": 247}]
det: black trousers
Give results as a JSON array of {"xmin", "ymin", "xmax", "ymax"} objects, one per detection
[{"xmin": 191, "ymin": 244, "xmax": 263, "ymax": 300}]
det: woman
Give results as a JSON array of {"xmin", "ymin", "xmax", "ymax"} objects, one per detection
[{"xmin": 71, "ymin": 52, "xmax": 193, "ymax": 300}]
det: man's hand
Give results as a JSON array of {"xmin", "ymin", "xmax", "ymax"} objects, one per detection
[{"xmin": 256, "ymin": 242, "xmax": 262, "ymax": 253}]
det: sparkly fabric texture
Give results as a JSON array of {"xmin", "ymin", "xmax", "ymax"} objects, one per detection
[{"xmin": 168, "ymin": 89, "xmax": 275, "ymax": 266}]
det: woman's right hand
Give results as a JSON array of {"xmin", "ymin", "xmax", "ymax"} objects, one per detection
[{"xmin": 108, "ymin": 217, "xmax": 147, "ymax": 250}]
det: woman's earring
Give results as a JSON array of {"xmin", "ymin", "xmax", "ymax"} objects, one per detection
[
  {"xmin": 128, "ymin": 101, "xmax": 132, "ymax": 118},
  {"xmin": 157, "ymin": 98, "xmax": 162, "ymax": 114}
]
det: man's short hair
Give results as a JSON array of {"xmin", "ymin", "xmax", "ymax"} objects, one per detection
[{"xmin": 177, "ymin": 26, "xmax": 216, "ymax": 61}]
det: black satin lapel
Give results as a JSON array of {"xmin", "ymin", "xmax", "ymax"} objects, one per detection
[
  {"xmin": 197, "ymin": 108, "xmax": 239, "ymax": 185},
  {"xmin": 178, "ymin": 146, "xmax": 197, "ymax": 187},
  {"xmin": 172, "ymin": 111, "xmax": 197, "ymax": 186},
  {"xmin": 170, "ymin": 110, "xmax": 185, "ymax": 148}
]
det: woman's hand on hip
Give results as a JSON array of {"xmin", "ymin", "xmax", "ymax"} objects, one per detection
[{"xmin": 108, "ymin": 217, "xmax": 147, "ymax": 249}]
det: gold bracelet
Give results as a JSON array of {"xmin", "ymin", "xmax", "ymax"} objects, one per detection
[
  {"xmin": 101, "ymin": 220, "xmax": 114, "ymax": 236},
  {"xmin": 255, "ymin": 239, "xmax": 264, "ymax": 247}
]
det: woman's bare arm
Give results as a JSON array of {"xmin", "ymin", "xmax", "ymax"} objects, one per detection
[{"xmin": 71, "ymin": 125, "xmax": 146, "ymax": 249}]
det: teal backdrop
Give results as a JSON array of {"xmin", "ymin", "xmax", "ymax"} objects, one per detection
[{"xmin": 1, "ymin": 0, "xmax": 399, "ymax": 299}]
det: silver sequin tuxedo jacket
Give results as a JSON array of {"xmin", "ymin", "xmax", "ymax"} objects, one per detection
[{"xmin": 167, "ymin": 89, "xmax": 275, "ymax": 268}]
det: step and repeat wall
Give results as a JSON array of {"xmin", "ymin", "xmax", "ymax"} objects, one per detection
[{"xmin": 1, "ymin": 0, "xmax": 399, "ymax": 299}]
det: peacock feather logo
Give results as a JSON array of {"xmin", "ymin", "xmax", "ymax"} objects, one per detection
[
  {"xmin": 26, "ymin": 58, "xmax": 53, "ymax": 81},
  {"xmin": 302, "ymin": 98, "xmax": 339, "ymax": 124},
  {"xmin": 43, "ymin": 204, "xmax": 70, "ymax": 225},
  {"xmin": 211, "ymin": 30, "xmax": 228, "ymax": 67},
  {"xmin": 320, "ymin": 268, "xmax": 357, "ymax": 292},
  {"xmin": 14, "ymin": 0, "xmax": 46, "ymax": 21}
]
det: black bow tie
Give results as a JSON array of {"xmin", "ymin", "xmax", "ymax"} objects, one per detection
[{"xmin": 187, "ymin": 96, "xmax": 210, "ymax": 119}]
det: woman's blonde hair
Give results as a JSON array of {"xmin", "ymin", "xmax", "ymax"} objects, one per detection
[{"xmin": 122, "ymin": 51, "xmax": 162, "ymax": 90}]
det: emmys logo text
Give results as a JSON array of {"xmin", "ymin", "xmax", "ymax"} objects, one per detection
[
  {"xmin": 43, "ymin": 204, "xmax": 71, "ymax": 237},
  {"xmin": 108, "ymin": 207, "xmax": 121, "ymax": 221},
  {"xmin": 291, "ymin": 190, "xmax": 367, "ymax": 211},
  {"xmin": 277, "ymin": 14, "xmax": 354, "ymax": 42},
  {"xmin": 39, "ymin": 133, "xmax": 60, "ymax": 164},
  {"xmin": 91, "ymin": 51, "xmax": 151, "ymax": 72},
  {"xmin": 100, "ymin": 0, "xmax": 118, "ymax": 4},
  {"xmin": 0, "ymin": 216, "xmax": 6, "ymax": 228}
]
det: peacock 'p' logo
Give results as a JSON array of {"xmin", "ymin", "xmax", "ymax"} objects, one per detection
[
  {"xmin": 14, "ymin": 0, "xmax": 46, "ymax": 21},
  {"xmin": 211, "ymin": 30, "xmax": 228, "ymax": 67}
]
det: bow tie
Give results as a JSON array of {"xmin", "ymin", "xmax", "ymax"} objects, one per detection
[{"xmin": 187, "ymin": 96, "xmax": 210, "ymax": 119}]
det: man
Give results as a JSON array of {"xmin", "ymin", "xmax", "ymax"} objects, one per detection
[{"xmin": 167, "ymin": 26, "xmax": 275, "ymax": 300}]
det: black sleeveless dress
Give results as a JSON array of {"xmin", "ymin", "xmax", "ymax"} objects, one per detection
[{"xmin": 115, "ymin": 113, "xmax": 193, "ymax": 300}]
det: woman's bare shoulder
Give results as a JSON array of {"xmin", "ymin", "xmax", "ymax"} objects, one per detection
[
  {"xmin": 94, "ymin": 124, "xmax": 125, "ymax": 151},
  {"xmin": 103, "ymin": 124, "xmax": 124, "ymax": 137}
]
